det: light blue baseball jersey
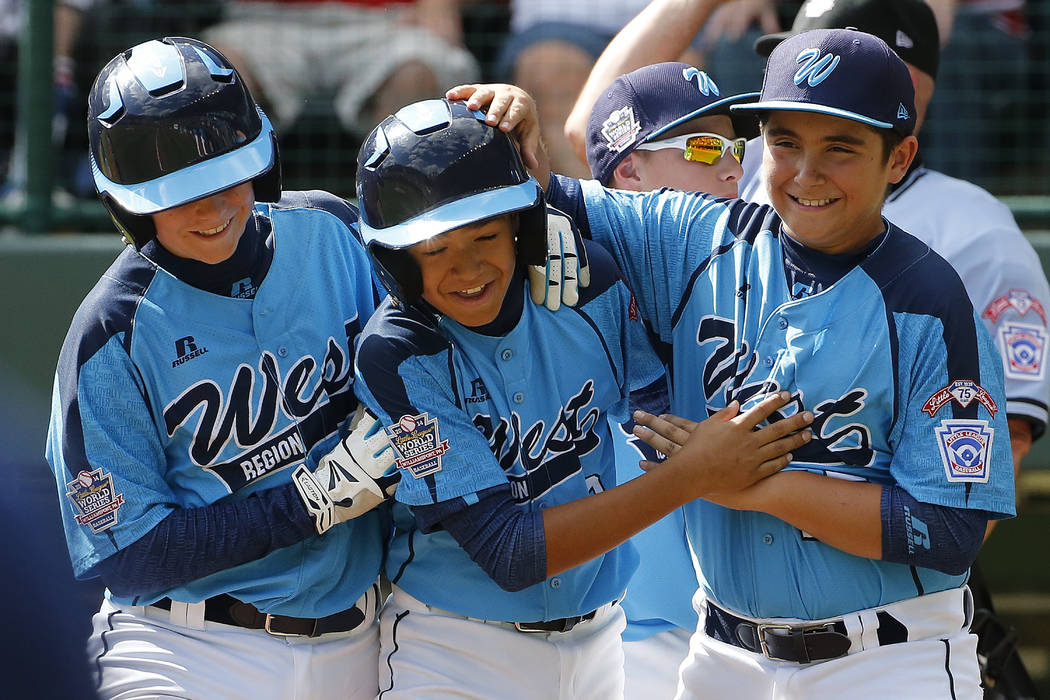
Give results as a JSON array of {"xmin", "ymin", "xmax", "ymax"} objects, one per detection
[
  {"xmin": 45, "ymin": 191, "xmax": 385, "ymax": 617},
  {"xmin": 354, "ymin": 242, "xmax": 663, "ymax": 622},
  {"xmin": 552, "ymin": 179, "xmax": 1015, "ymax": 620}
]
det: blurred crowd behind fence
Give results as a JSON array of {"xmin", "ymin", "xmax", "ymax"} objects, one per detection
[{"xmin": 0, "ymin": 1, "xmax": 1048, "ymax": 235}]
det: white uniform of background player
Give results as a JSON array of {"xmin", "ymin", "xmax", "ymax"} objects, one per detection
[{"xmin": 740, "ymin": 0, "xmax": 1050, "ymax": 456}]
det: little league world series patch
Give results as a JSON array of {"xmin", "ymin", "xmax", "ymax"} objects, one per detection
[
  {"xmin": 935, "ymin": 419, "xmax": 994, "ymax": 483},
  {"xmin": 385, "ymin": 413, "xmax": 450, "ymax": 479},
  {"xmin": 65, "ymin": 467, "xmax": 125, "ymax": 533},
  {"xmin": 600, "ymin": 106, "xmax": 641, "ymax": 154}
]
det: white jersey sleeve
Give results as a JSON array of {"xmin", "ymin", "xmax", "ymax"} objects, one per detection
[{"xmin": 885, "ymin": 168, "xmax": 1050, "ymax": 437}]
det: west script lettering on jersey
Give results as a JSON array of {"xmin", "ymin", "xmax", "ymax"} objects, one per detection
[
  {"xmin": 163, "ymin": 325, "xmax": 357, "ymax": 473},
  {"xmin": 473, "ymin": 380, "xmax": 601, "ymax": 502},
  {"xmin": 699, "ymin": 315, "xmax": 875, "ymax": 467}
]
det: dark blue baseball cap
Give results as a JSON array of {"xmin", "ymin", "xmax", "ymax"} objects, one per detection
[
  {"xmin": 732, "ymin": 28, "xmax": 916, "ymax": 136},
  {"xmin": 586, "ymin": 62, "xmax": 759, "ymax": 185}
]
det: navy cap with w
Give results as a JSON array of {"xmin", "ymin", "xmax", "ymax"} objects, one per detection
[
  {"xmin": 732, "ymin": 28, "xmax": 916, "ymax": 136},
  {"xmin": 586, "ymin": 62, "xmax": 759, "ymax": 185}
]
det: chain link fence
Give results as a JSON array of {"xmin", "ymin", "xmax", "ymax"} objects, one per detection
[{"xmin": 0, "ymin": 1, "xmax": 1047, "ymax": 233}]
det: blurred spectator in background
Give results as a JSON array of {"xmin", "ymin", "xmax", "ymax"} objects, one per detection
[
  {"xmin": 688, "ymin": 0, "xmax": 800, "ymax": 97},
  {"xmin": 0, "ymin": 0, "xmax": 17, "ymax": 189},
  {"xmin": 1, "ymin": 0, "xmax": 97, "ymax": 201},
  {"xmin": 495, "ymin": 0, "xmax": 705, "ymax": 178},
  {"xmin": 203, "ymin": 0, "xmax": 480, "ymax": 138},
  {"xmin": 921, "ymin": 0, "xmax": 1032, "ymax": 190}
]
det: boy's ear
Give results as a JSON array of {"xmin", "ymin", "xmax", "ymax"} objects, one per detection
[
  {"xmin": 611, "ymin": 153, "xmax": 644, "ymax": 190},
  {"xmin": 888, "ymin": 135, "xmax": 919, "ymax": 184}
]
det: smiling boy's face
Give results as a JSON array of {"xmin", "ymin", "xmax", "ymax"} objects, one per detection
[
  {"xmin": 409, "ymin": 214, "xmax": 518, "ymax": 327},
  {"xmin": 762, "ymin": 110, "xmax": 916, "ymax": 254},
  {"xmin": 152, "ymin": 181, "xmax": 255, "ymax": 264}
]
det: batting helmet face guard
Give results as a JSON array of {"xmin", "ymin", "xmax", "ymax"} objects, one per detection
[
  {"xmin": 87, "ymin": 36, "xmax": 281, "ymax": 248},
  {"xmin": 356, "ymin": 99, "xmax": 545, "ymax": 306}
]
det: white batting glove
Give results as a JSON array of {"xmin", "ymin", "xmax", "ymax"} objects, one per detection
[
  {"xmin": 528, "ymin": 206, "xmax": 590, "ymax": 311},
  {"xmin": 292, "ymin": 404, "xmax": 399, "ymax": 535}
]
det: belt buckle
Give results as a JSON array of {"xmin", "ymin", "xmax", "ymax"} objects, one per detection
[
  {"xmin": 514, "ymin": 617, "xmax": 577, "ymax": 633},
  {"xmin": 264, "ymin": 613, "xmax": 316, "ymax": 637},
  {"xmin": 756, "ymin": 623, "xmax": 795, "ymax": 659},
  {"xmin": 757, "ymin": 621, "xmax": 837, "ymax": 661}
]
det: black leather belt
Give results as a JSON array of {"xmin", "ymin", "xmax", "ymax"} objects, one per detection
[
  {"xmin": 514, "ymin": 608, "xmax": 599, "ymax": 633},
  {"xmin": 151, "ymin": 593, "xmax": 367, "ymax": 637},
  {"xmin": 705, "ymin": 601, "xmax": 908, "ymax": 663}
]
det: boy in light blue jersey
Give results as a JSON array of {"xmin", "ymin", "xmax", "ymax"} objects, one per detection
[
  {"xmin": 459, "ymin": 26, "xmax": 1015, "ymax": 700},
  {"xmin": 351, "ymin": 97, "xmax": 812, "ymax": 700},
  {"xmin": 45, "ymin": 37, "xmax": 398, "ymax": 700},
  {"xmin": 582, "ymin": 61, "xmax": 758, "ymax": 699}
]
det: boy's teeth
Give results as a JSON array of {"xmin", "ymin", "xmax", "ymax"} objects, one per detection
[
  {"xmin": 798, "ymin": 197, "xmax": 832, "ymax": 207},
  {"xmin": 460, "ymin": 285, "xmax": 485, "ymax": 295},
  {"xmin": 198, "ymin": 219, "xmax": 230, "ymax": 236}
]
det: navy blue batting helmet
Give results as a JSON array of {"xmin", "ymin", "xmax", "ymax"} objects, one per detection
[
  {"xmin": 87, "ymin": 36, "xmax": 280, "ymax": 247},
  {"xmin": 356, "ymin": 99, "xmax": 545, "ymax": 305}
]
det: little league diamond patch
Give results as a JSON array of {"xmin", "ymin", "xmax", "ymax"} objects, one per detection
[
  {"xmin": 935, "ymin": 419, "xmax": 994, "ymax": 483},
  {"xmin": 922, "ymin": 379, "xmax": 998, "ymax": 418},
  {"xmin": 600, "ymin": 106, "xmax": 641, "ymax": 154},
  {"xmin": 999, "ymin": 322, "xmax": 1047, "ymax": 381},
  {"xmin": 65, "ymin": 468, "xmax": 125, "ymax": 534},
  {"xmin": 385, "ymin": 413, "xmax": 450, "ymax": 479}
]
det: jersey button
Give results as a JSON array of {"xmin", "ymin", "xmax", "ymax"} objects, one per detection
[
  {"xmin": 777, "ymin": 317, "xmax": 788, "ymax": 330},
  {"xmin": 512, "ymin": 391, "xmax": 525, "ymax": 404},
  {"xmin": 550, "ymin": 578, "xmax": 562, "ymax": 589},
  {"xmin": 501, "ymin": 349, "xmax": 514, "ymax": 361},
  {"xmin": 762, "ymin": 533, "xmax": 774, "ymax": 545},
  {"xmin": 764, "ymin": 356, "xmax": 775, "ymax": 368},
  {"xmin": 277, "ymin": 346, "xmax": 289, "ymax": 358}
]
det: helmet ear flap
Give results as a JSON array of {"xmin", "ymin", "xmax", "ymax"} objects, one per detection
[
  {"xmin": 514, "ymin": 203, "xmax": 547, "ymax": 268},
  {"xmin": 99, "ymin": 192, "xmax": 157, "ymax": 249},
  {"xmin": 369, "ymin": 245, "xmax": 423, "ymax": 304},
  {"xmin": 251, "ymin": 131, "xmax": 282, "ymax": 203}
]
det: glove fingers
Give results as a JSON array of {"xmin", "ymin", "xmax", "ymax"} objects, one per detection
[
  {"xmin": 561, "ymin": 246, "xmax": 580, "ymax": 307},
  {"xmin": 527, "ymin": 264, "xmax": 549, "ymax": 307}
]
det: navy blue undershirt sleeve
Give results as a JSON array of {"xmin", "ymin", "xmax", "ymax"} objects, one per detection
[
  {"xmin": 412, "ymin": 485, "xmax": 547, "ymax": 592},
  {"xmin": 880, "ymin": 485, "xmax": 989, "ymax": 576},
  {"xmin": 95, "ymin": 483, "xmax": 316, "ymax": 597},
  {"xmin": 546, "ymin": 174, "xmax": 590, "ymax": 240}
]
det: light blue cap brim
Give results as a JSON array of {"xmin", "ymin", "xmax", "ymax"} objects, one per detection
[
  {"xmin": 731, "ymin": 100, "xmax": 892, "ymax": 129},
  {"xmin": 360, "ymin": 178, "xmax": 542, "ymax": 250},
  {"xmin": 92, "ymin": 110, "xmax": 277, "ymax": 215},
  {"xmin": 648, "ymin": 92, "xmax": 761, "ymax": 141}
]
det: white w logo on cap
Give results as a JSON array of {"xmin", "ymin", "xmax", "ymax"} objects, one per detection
[
  {"xmin": 793, "ymin": 48, "xmax": 840, "ymax": 87},
  {"xmin": 683, "ymin": 67, "xmax": 721, "ymax": 97}
]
